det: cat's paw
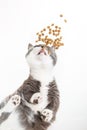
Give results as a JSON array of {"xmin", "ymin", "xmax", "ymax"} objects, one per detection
[
  {"xmin": 30, "ymin": 92, "xmax": 43, "ymax": 104},
  {"xmin": 40, "ymin": 109, "xmax": 53, "ymax": 122},
  {"xmin": 10, "ymin": 95, "xmax": 21, "ymax": 106},
  {"xmin": 7, "ymin": 95, "xmax": 21, "ymax": 111}
]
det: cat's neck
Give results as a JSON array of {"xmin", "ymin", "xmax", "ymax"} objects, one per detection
[{"xmin": 30, "ymin": 67, "xmax": 54, "ymax": 84}]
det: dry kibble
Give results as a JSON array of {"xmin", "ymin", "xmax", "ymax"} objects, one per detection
[
  {"xmin": 53, "ymin": 30, "xmax": 59, "ymax": 36},
  {"xmin": 45, "ymin": 36, "xmax": 48, "ymax": 38},
  {"xmin": 49, "ymin": 28, "xmax": 51, "ymax": 32},
  {"xmin": 55, "ymin": 26, "xmax": 58, "ymax": 28},
  {"xmin": 42, "ymin": 33, "xmax": 44, "ymax": 36},
  {"xmin": 47, "ymin": 26, "xmax": 50, "ymax": 29},
  {"xmin": 41, "ymin": 30, "xmax": 43, "ymax": 33},
  {"xmin": 59, "ymin": 27, "xmax": 61, "ymax": 29},
  {"xmin": 43, "ymin": 28, "xmax": 46, "ymax": 31},
  {"xmin": 51, "ymin": 23, "xmax": 54, "ymax": 26},
  {"xmin": 60, "ymin": 14, "xmax": 63, "ymax": 17},
  {"xmin": 35, "ymin": 14, "xmax": 68, "ymax": 49},
  {"xmin": 55, "ymin": 35, "xmax": 57, "ymax": 37},
  {"xmin": 58, "ymin": 30, "xmax": 60, "ymax": 32},
  {"xmin": 36, "ymin": 33, "xmax": 39, "ymax": 35},
  {"xmin": 35, "ymin": 21, "xmax": 65, "ymax": 49},
  {"xmin": 53, "ymin": 32, "xmax": 55, "ymax": 35},
  {"xmin": 64, "ymin": 19, "xmax": 67, "ymax": 23},
  {"xmin": 60, "ymin": 36, "xmax": 62, "ymax": 39},
  {"xmin": 42, "ymin": 39, "xmax": 44, "ymax": 42},
  {"xmin": 35, "ymin": 40, "xmax": 38, "ymax": 42},
  {"xmin": 38, "ymin": 34, "xmax": 41, "ymax": 37},
  {"xmin": 49, "ymin": 32, "xmax": 51, "ymax": 34}
]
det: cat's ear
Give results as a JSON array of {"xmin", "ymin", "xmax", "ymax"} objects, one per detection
[{"xmin": 28, "ymin": 43, "xmax": 33, "ymax": 50}]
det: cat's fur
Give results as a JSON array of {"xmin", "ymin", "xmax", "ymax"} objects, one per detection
[{"xmin": 0, "ymin": 44, "xmax": 60, "ymax": 130}]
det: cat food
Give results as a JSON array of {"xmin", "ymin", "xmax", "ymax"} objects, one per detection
[
  {"xmin": 35, "ymin": 14, "xmax": 67, "ymax": 49},
  {"xmin": 36, "ymin": 23, "xmax": 64, "ymax": 49},
  {"xmin": 64, "ymin": 19, "xmax": 67, "ymax": 23},
  {"xmin": 60, "ymin": 14, "xmax": 63, "ymax": 17}
]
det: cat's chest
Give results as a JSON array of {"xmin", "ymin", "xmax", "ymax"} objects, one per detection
[
  {"xmin": 40, "ymin": 82, "xmax": 49, "ymax": 97},
  {"xmin": 28, "ymin": 81, "xmax": 49, "ymax": 113}
]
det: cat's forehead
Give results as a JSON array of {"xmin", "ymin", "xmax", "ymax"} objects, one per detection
[
  {"xmin": 34, "ymin": 44, "xmax": 44, "ymax": 48},
  {"xmin": 34, "ymin": 44, "xmax": 53, "ymax": 51},
  {"xmin": 34, "ymin": 44, "xmax": 47, "ymax": 49},
  {"xmin": 28, "ymin": 43, "xmax": 54, "ymax": 51}
]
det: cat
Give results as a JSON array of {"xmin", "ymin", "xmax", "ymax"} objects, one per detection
[{"xmin": 0, "ymin": 44, "xmax": 60, "ymax": 130}]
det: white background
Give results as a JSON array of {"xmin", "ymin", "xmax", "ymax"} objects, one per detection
[{"xmin": 0, "ymin": 0, "xmax": 87, "ymax": 130}]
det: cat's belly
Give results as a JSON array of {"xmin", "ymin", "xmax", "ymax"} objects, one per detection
[{"xmin": 0, "ymin": 110, "xmax": 25, "ymax": 130}]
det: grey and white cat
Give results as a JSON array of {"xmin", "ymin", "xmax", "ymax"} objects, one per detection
[{"xmin": 0, "ymin": 44, "xmax": 60, "ymax": 130}]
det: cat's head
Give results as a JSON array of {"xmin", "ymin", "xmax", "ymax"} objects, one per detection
[{"xmin": 25, "ymin": 43, "xmax": 57, "ymax": 70}]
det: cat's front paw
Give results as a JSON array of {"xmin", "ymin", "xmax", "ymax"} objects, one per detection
[
  {"xmin": 30, "ymin": 92, "xmax": 43, "ymax": 104},
  {"xmin": 40, "ymin": 109, "xmax": 53, "ymax": 122}
]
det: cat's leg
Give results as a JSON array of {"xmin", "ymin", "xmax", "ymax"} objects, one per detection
[
  {"xmin": 0, "ymin": 96, "xmax": 10, "ymax": 117},
  {"xmin": 0, "ymin": 95, "xmax": 21, "ymax": 125},
  {"xmin": 34, "ymin": 126, "xmax": 47, "ymax": 130},
  {"xmin": 40, "ymin": 108, "xmax": 53, "ymax": 122},
  {"xmin": 33, "ymin": 122, "xmax": 48, "ymax": 130},
  {"xmin": 0, "ymin": 95, "xmax": 21, "ymax": 116}
]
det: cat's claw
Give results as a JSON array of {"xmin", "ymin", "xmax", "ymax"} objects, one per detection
[
  {"xmin": 30, "ymin": 92, "xmax": 43, "ymax": 104},
  {"xmin": 41, "ymin": 109, "xmax": 53, "ymax": 122}
]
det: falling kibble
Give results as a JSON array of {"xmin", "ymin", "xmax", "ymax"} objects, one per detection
[
  {"xmin": 35, "ymin": 23, "xmax": 64, "ymax": 49},
  {"xmin": 60, "ymin": 14, "xmax": 63, "ymax": 17},
  {"xmin": 35, "ymin": 14, "xmax": 67, "ymax": 49},
  {"xmin": 60, "ymin": 14, "xmax": 67, "ymax": 23},
  {"xmin": 64, "ymin": 19, "xmax": 67, "ymax": 23}
]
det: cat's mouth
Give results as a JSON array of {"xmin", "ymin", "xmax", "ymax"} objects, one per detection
[{"xmin": 37, "ymin": 49, "xmax": 47, "ymax": 55}]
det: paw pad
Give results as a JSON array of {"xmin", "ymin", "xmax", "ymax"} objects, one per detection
[
  {"xmin": 41, "ymin": 109, "xmax": 53, "ymax": 122},
  {"xmin": 11, "ymin": 95, "xmax": 21, "ymax": 106}
]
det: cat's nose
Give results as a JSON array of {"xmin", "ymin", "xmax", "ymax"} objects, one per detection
[
  {"xmin": 37, "ymin": 46, "xmax": 47, "ymax": 55},
  {"xmin": 41, "ymin": 45, "xmax": 46, "ymax": 50}
]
